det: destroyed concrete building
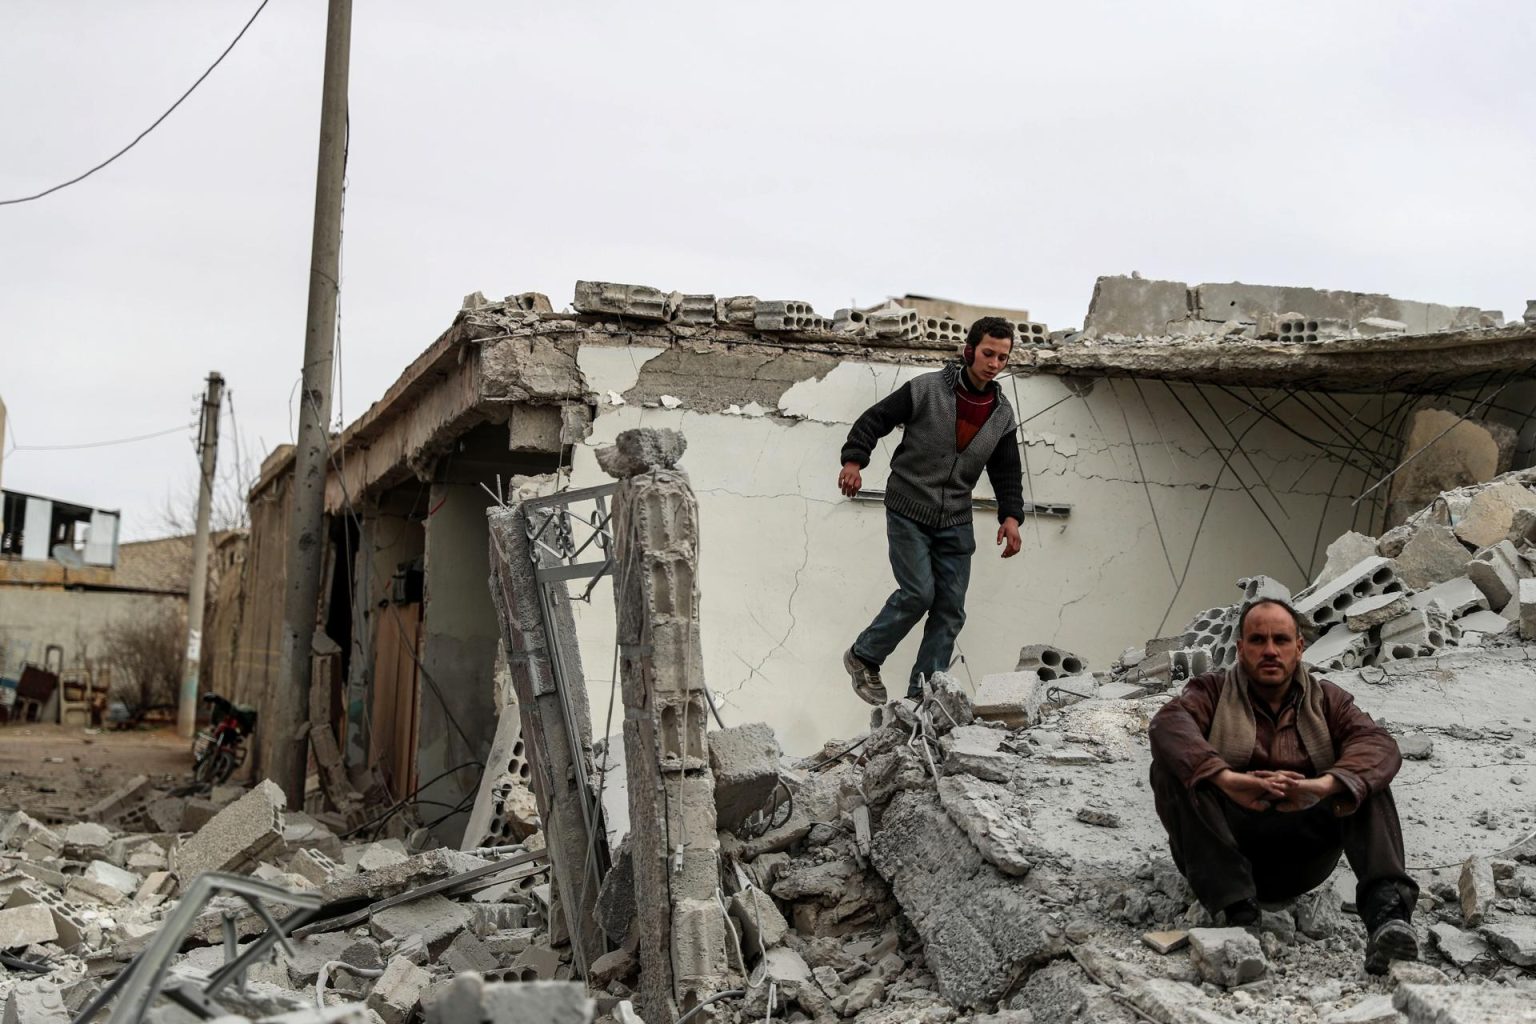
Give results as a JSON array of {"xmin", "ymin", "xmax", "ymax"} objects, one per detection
[
  {"xmin": 217, "ymin": 275, "xmax": 1536, "ymax": 824},
  {"xmin": 6, "ymin": 416, "xmax": 1536, "ymax": 1023},
  {"xmin": 8, "ymin": 275, "xmax": 1534, "ymax": 1022}
]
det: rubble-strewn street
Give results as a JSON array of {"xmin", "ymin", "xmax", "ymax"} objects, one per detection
[{"xmin": 5, "ymin": 440, "xmax": 1536, "ymax": 1024}]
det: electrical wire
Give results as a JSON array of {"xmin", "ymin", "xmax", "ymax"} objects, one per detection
[
  {"xmin": 674, "ymin": 991, "xmax": 746, "ymax": 1024},
  {"xmin": 0, "ymin": 0, "xmax": 273, "ymax": 207},
  {"xmin": 338, "ymin": 760, "xmax": 486, "ymax": 840},
  {"xmin": 5, "ymin": 421, "xmax": 195, "ymax": 453}
]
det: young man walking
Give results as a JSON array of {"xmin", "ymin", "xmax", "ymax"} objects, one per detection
[{"xmin": 838, "ymin": 316, "xmax": 1025, "ymax": 704}]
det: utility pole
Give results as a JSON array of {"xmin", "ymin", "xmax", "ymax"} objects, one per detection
[
  {"xmin": 273, "ymin": 0, "xmax": 352, "ymax": 804},
  {"xmin": 178, "ymin": 372, "xmax": 224, "ymax": 739}
]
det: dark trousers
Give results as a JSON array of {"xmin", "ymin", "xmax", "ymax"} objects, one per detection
[
  {"xmin": 853, "ymin": 508, "xmax": 976, "ymax": 698},
  {"xmin": 1149, "ymin": 760, "xmax": 1418, "ymax": 917}
]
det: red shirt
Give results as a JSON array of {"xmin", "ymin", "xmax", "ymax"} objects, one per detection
[{"xmin": 954, "ymin": 375, "xmax": 997, "ymax": 451}]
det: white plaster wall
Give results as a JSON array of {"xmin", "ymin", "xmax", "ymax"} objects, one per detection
[{"xmin": 567, "ymin": 343, "xmax": 1385, "ymax": 757}]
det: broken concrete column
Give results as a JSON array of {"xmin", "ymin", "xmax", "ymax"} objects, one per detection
[
  {"xmin": 486, "ymin": 483, "xmax": 609, "ymax": 975},
  {"xmin": 603, "ymin": 428, "xmax": 734, "ymax": 1022}
]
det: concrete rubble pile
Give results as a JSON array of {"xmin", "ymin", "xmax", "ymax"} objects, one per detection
[
  {"xmin": 9, "ymin": 435, "xmax": 1536, "ymax": 1024},
  {"xmin": 0, "ymin": 773, "xmax": 565, "ymax": 1024},
  {"xmin": 1094, "ymin": 465, "xmax": 1536, "ymax": 698}
]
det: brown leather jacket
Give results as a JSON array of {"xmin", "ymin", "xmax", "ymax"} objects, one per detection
[{"xmin": 1148, "ymin": 670, "xmax": 1402, "ymax": 814}]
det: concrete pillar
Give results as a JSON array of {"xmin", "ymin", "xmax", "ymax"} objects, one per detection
[
  {"xmin": 419, "ymin": 484, "xmax": 501, "ymax": 838},
  {"xmin": 486, "ymin": 486, "xmax": 608, "ymax": 975},
  {"xmin": 602, "ymin": 429, "xmax": 732, "ymax": 1023}
]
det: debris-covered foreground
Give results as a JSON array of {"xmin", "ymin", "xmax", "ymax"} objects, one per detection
[{"xmin": 7, "ymin": 462, "xmax": 1536, "ymax": 1024}]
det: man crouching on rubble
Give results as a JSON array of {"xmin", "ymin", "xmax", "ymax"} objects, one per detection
[
  {"xmin": 1148, "ymin": 598, "xmax": 1420, "ymax": 974},
  {"xmin": 837, "ymin": 316, "xmax": 1025, "ymax": 704}
]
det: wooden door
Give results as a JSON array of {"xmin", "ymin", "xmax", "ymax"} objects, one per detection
[{"xmin": 370, "ymin": 602, "xmax": 422, "ymax": 799}]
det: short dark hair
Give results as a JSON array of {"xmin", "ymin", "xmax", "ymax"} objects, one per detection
[
  {"xmin": 1237, "ymin": 598, "xmax": 1306, "ymax": 639},
  {"xmin": 966, "ymin": 316, "xmax": 1015, "ymax": 350}
]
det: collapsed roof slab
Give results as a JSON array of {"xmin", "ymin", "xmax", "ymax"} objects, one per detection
[{"xmin": 1027, "ymin": 323, "xmax": 1536, "ymax": 394}]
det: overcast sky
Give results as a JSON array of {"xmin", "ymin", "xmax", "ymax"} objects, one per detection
[{"xmin": 3, "ymin": 1, "xmax": 1533, "ymax": 540}]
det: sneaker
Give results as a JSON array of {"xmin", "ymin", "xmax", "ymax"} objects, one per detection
[
  {"xmin": 1222, "ymin": 898, "xmax": 1260, "ymax": 927},
  {"xmin": 844, "ymin": 648, "xmax": 887, "ymax": 705},
  {"xmin": 1364, "ymin": 918, "xmax": 1419, "ymax": 975}
]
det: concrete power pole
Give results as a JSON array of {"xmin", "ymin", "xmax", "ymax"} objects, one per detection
[
  {"xmin": 273, "ymin": 0, "xmax": 353, "ymax": 804},
  {"xmin": 178, "ymin": 372, "xmax": 225, "ymax": 739}
]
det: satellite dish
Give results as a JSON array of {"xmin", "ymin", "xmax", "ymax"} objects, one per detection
[{"xmin": 52, "ymin": 544, "xmax": 85, "ymax": 568}]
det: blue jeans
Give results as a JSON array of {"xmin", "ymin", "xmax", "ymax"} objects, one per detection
[{"xmin": 853, "ymin": 508, "xmax": 976, "ymax": 697}]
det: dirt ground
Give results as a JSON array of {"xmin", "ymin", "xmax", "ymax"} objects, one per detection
[{"xmin": 0, "ymin": 723, "xmax": 193, "ymax": 819}]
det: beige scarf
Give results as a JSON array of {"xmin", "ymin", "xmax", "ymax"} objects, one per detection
[{"xmin": 1207, "ymin": 663, "xmax": 1334, "ymax": 775}]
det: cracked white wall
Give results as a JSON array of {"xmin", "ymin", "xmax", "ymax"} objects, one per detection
[{"xmin": 567, "ymin": 345, "xmax": 1386, "ymax": 756}]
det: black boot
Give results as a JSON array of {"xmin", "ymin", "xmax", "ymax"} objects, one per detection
[
  {"xmin": 1361, "ymin": 882, "xmax": 1418, "ymax": 975},
  {"xmin": 1222, "ymin": 897, "xmax": 1260, "ymax": 927}
]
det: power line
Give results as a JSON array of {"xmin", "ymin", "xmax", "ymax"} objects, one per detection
[
  {"xmin": 0, "ymin": 0, "xmax": 272, "ymax": 207},
  {"xmin": 7, "ymin": 421, "xmax": 195, "ymax": 453}
]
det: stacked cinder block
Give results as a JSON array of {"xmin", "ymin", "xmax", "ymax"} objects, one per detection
[
  {"xmin": 832, "ymin": 308, "xmax": 866, "ymax": 333},
  {"xmin": 922, "ymin": 316, "xmax": 966, "ymax": 347},
  {"xmin": 716, "ymin": 295, "xmax": 759, "ymax": 326},
  {"xmin": 864, "ymin": 309, "xmax": 922, "ymax": 345},
  {"xmin": 754, "ymin": 300, "xmax": 828, "ymax": 333},
  {"xmin": 1015, "ymin": 320, "xmax": 1049, "ymax": 345},
  {"xmin": 573, "ymin": 281, "xmax": 681, "ymax": 322},
  {"xmin": 673, "ymin": 293, "xmax": 718, "ymax": 325}
]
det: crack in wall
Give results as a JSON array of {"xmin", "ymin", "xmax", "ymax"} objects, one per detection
[{"xmin": 711, "ymin": 495, "xmax": 812, "ymax": 710}]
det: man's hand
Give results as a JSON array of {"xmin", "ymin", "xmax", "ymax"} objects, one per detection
[
  {"xmin": 997, "ymin": 517, "xmax": 1021, "ymax": 558},
  {"xmin": 838, "ymin": 462, "xmax": 863, "ymax": 498},
  {"xmin": 1213, "ymin": 768, "xmax": 1285, "ymax": 811},
  {"xmin": 1254, "ymin": 770, "xmax": 1340, "ymax": 812}
]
